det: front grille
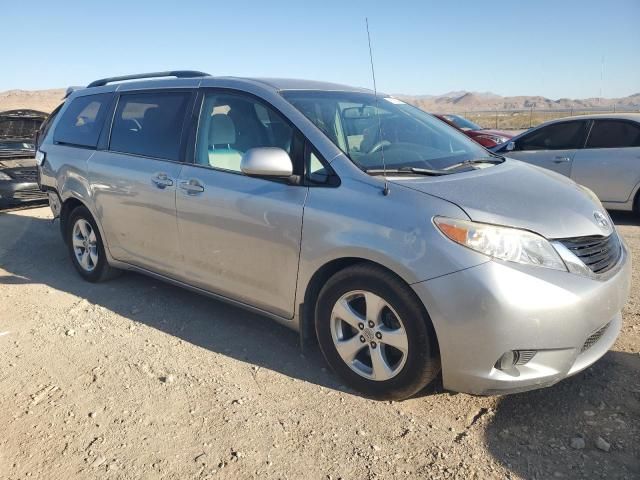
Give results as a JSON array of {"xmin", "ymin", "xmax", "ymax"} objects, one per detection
[
  {"xmin": 7, "ymin": 168, "xmax": 38, "ymax": 181},
  {"xmin": 581, "ymin": 322, "xmax": 610, "ymax": 353},
  {"xmin": 558, "ymin": 234, "xmax": 621, "ymax": 274},
  {"xmin": 12, "ymin": 187, "xmax": 46, "ymax": 200}
]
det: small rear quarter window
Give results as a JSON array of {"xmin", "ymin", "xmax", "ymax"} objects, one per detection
[{"xmin": 53, "ymin": 93, "xmax": 112, "ymax": 148}]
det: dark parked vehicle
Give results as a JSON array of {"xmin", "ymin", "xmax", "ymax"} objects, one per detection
[
  {"xmin": 0, "ymin": 109, "xmax": 48, "ymax": 207},
  {"xmin": 434, "ymin": 114, "xmax": 513, "ymax": 148}
]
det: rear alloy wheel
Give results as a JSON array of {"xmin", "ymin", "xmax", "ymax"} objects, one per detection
[
  {"xmin": 316, "ymin": 264, "xmax": 440, "ymax": 401},
  {"xmin": 66, "ymin": 206, "xmax": 120, "ymax": 282},
  {"xmin": 72, "ymin": 218, "xmax": 99, "ymax": 273}
]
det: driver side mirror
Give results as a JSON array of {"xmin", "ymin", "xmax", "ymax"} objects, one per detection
[
  {"xmin": 505, "ymin": 141, "xmax": 516, "ymax": 152},
  {"xmin": 241, "ymin": 147, "xmax": 293, "ymax": 178}
]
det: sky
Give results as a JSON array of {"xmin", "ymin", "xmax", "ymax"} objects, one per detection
[{"xmin": 3, "ymin": 0, "xmax": 639, "ymax": 99}]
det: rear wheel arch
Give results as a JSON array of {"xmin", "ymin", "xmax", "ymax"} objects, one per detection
[
  {"xmin": 59, "ymin": 196, "xmax": 107, "ymax": 251},
  {"xmin": 60, "ymin": 197, "xmax": 85, "ymax": 243}
]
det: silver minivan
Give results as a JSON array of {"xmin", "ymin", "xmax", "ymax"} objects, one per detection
[{"xmin": 38, "ymin": 72, "xmax": 631, "ymax": 400}]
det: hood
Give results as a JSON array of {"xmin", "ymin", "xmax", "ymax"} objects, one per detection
[
  {"xmin": 0, "ymin": 110, "xmax": 46, "ymax": 142},
  {"xmin": 468, "ymin": 129, "xmax": 513, "ymax": 138},
  {"xmin": 391, "ymin": 159, "xmax": 609, "ymax": 239}
]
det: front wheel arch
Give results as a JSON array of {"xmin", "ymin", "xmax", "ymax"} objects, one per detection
[{"xmin": 301, "ymin": 258, "xmax": 439, "ymax": 353}]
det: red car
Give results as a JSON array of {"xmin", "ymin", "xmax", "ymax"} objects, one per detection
[{"xmin": 434, "ymin": 114, "xmax": 513, "ymax": 148}]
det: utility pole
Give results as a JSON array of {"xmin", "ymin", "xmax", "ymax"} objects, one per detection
[{"xmin": 600, "ymin": 55, "xmax": 605, "ymax": 105}]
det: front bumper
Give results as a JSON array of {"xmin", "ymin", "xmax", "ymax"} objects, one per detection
[
  {"xmin": 0, "ymin": 181, "xmax": 47, "ymax": 204},
  {"xmin": 412, "ymin": 240, "xmax": 632, "ymax": 395}
]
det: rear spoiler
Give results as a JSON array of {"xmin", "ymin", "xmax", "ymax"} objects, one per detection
[{"xmin": 65, "ymin": 86, "xmax": 83, "ymax": 98}]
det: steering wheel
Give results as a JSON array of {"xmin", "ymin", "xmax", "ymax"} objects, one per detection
[{"xmin": 368, "ymin": 140, "xmax": 391, "ymax": 154}]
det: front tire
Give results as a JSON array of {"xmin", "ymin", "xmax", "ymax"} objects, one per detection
[
  {"xmin": 315, "ymin": 264, "xmax": 440, "ymax": 400},
  {"xmin": 67, "ymin": 206, "xmax": 120, "ymax": 282}
]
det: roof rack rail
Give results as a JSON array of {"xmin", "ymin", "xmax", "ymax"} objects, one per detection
[{"xmin": 87, "ymin": 70, "xmax": 211, "ymax": 88}]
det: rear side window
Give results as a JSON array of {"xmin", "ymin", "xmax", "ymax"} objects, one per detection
[
  {"xmin": 37, "ymin": 103, "xmax": 63, "ymax": 147},
  {"xmin": 110, "ymin": 91, "xmax": 191, "ymax": 161},
  {"xmin": 53, "ymin": 93, "xmax": 112, "ymax": 148},
  {"xmin": 516, "ymin": 121, "xmax": 588, "ymax": 151},
  {"xmin": 586, "ymin": 120, "xmax": 640, "ymax": 149}
]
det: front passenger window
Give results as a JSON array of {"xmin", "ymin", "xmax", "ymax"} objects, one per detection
[
  {"xmin": 196, "ymin": 93, "xmax": 294, "ymax": 172},
  {"xmin": 516, "ymin": 121, "xmax": 588, "ymax": 151}
]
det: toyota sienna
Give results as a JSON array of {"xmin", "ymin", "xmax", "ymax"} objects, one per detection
[{"xmin": 38, "ymin": 71, "xmax": 631, "ymax": 400}]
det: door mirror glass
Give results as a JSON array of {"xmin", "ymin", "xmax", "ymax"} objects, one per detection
[
  {"xmin": 241, "ymin": 147, "xmax": 293, "ymax": 178},
  {"xmin": 505, "ymin": 141, "xmax": 515, "ymax": 151}
]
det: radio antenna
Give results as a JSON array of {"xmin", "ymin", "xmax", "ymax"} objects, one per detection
[{"xmin": 366, "ymin": 17, "xmax": 389, "ymax": 196}]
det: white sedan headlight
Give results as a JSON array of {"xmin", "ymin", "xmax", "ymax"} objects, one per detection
[{"xmin": 434, "ymin": 217, "xmax": 567, "ymax": 271}]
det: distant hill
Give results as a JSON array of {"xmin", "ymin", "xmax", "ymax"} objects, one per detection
[
  {"xmin": 1, "ymin": 87, "xmax": 639, "ymax": 115},
  {"xmin": 0, "ymin": 89, "xmax": 65, "ymax": 113},
  {"xmin": 398, "ymin": 91, "xmax": 640, "ymax": 113}
]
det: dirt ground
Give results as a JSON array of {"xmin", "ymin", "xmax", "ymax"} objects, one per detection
[{"xmin": 0, "ymin": 206, "xmax": 638, "ymax": 480}]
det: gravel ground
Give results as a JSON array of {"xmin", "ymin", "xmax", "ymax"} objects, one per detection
[{"xmin": 0, "ymin": 206, "xmax": 638, "ymax": 480}]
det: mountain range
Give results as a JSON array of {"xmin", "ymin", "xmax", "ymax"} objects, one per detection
[
  {"xmin": 398, "ymin": 91, "xmax": 640, "ymax": 113},
  {"xmin": 1, "ymin": 88, "xmax": 639, "ymax": 114}
]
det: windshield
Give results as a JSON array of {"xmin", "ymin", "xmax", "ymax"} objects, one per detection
[
  {"xmin": 0, "ymin": 141, "xmax": 34, "ymax": 151},
  {"xmin": 442, "ymin": 114, "xmax": 481, "ymax": 131},
  {"xmin": 281, "ymin": 91, "xmax": 490, "ymax": 172}
]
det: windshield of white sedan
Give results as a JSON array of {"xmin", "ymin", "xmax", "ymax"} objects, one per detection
[{"xmin": 282, "ymin": 91, "xmax": 493, "ymax": 173}]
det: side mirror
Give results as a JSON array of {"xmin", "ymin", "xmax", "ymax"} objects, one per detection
[
  {"xmin": 505, "ymin": 141, "xmax": 515, "ymax": 152},
  {"xmin": 241, "ymin": 147, "xmax": 293, "ymax": 178}
]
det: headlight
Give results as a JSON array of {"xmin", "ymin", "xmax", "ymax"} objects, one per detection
[
  {"xmin": 0, "ymin": 171, "xmax": 12, "ymax": 181},
  {"xmin": 476, "ymin": 134, "xmax": 509, "ymax": 145},
  {"xmin": 434, "ymin": 217, "xmax": 567, "ymax": 271},
  {"xmin": 35, "ymin": 150, "xmax": 46, "ymax": 166}
]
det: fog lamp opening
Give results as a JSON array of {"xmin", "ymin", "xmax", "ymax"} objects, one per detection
[
  {"xmin": 496, "ymin": 351, "xmax": 519, "ymax": 371},
  {"xmin": 495, "ymin": 350, "xmax": 538, "ymax": 371}
]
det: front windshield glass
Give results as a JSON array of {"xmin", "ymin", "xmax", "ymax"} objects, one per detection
[
  {"xmin": 281, "ymin": 91, "xmax": 490, "ymax": 172},
  {"xmin": 0, "ymin": 141, "xmax": 34, "ymax": 151},
  {"xmin": 442, "ymin": 114, "xmax": 481, "ymax": 131}
]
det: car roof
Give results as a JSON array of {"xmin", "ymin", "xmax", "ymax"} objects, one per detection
[
  {"xmin": 233, "ymin": 77, "xmax": 374, "ymax": 93},
  {"xmin": 69, "ymin": 75, "xmax": 376, "ymax": 98},
  {"xmin": 539, "ymin": 112, "xmax": 640, "ymax": 125}
]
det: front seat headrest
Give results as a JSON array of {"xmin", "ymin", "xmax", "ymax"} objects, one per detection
[{"xmin": 210, "ymin": 114, "xmax": 236, "ymax": 146}]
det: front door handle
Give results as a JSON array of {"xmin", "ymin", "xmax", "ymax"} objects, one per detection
[
  {"xmin": 180, "ymin": 179, "xmax": 205, "ymax": 195},
  {"xmin": 151, "ymin": 172, "xmax": 174, "ymax": 188},
  {"xmin": 553, "ymin": 156, "xmax": 571, "ymax": 163}
]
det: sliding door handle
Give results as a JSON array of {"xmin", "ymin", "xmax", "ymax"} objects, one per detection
[
  {"xmin": 179, "ymin": 179, "xmax": 205, "ymax": 194},
  {"xmin": 553, "ymin": 156, "xmax": 571, "ymax": 163},
  {"xmin": 151, "ymin": 172, "xmax": 174, "ymax": 188}
]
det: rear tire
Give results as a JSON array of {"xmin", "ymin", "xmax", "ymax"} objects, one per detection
[
  {"xmin": 315, "ymin": 263, "xmax": 440, "ymax": 401},
  {"xmin": 66, "ymin": 206, "xmax": 120, "ymax": 282}
]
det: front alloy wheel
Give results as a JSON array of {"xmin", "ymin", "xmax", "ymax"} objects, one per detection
[
  {"xmin": 331, "ymin": 290, "xmax": 409, "ymax": 381},
  {"xmin": 316, "ymin": 264, "xmax": 440, "ymax": 401}
]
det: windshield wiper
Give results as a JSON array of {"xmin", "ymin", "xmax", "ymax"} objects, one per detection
[
  {"xmin": 365, "ymin": 167, "xmax": 450, "ymax": 176},
  {"xmin": 443, "ymin": 157, "xmax": 504, "ymax": 171}
]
